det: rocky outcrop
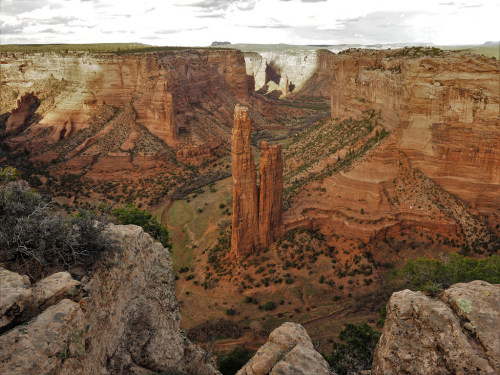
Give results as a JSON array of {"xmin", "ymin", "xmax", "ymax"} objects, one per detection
[
  {"xmin": 258, "ymin": 141, "xmax": 283, "ymax": 248},
  {"xmin": 0, "ymin": 268, "xmax": 81, "ymax": 334},
  {"xmin": 372, "ymin": 280, "xmax": 500, "ymax": 374},
  {"xmin": 236, "ymin": 322, "xmax": 330, "ymax": 375},
  {"xmin": 4, "ymin": 92, "xmax": 39, "ymax": 135},
  {"xmin": 0, "ymin": 224, "xmax": 221, "ymax": 375},
  {"xmin": 231, "ymin": 106, "xmax": 284, "ymax": 257},
  {"xmin": 231, "ymin": 104, "xmax": 260, "ymax": 256}
]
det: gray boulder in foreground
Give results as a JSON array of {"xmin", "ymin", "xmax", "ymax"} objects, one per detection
[{"xmin": 372, "ymin": 280, "xmax": 500, "ymax": 375}]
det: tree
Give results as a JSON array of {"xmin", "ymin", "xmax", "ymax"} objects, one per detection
[
  {"xmin": 112, "ymin": 205, "xmax": 171, "ymax": 249},
  {"xmin": 323, "ymin": 323, "xmax": 381, "ymax": 375},
  {"xmin": 216, "ymin": 347, "xmax": 253, "ymax": 375}
]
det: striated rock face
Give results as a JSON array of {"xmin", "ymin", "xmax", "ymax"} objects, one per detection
[
  {"xmin": 231, "ymin": 106, "xmax": 284, "ymax": 257},
  {"xmin": 0, "ymin": 224, "xmax": 221, "ymax": 375},
  {"xmin": 1, "ymin": 49, "xmax": 249, "ymax": 147},
  {"xmin": 236, "ymin": 322, "xmax": 331, "ymax": 375},
  {"xmin": 258, "ymin": 141, "xmax": 283, "ymax": 248},
  {"xmin": 4, "ymin": 92, "xmax": 40, "ymax": 135},
  {"xmin": 372, "ymin": 280, "xmax": 500, "ymax": 375},
  {"xmin": 231, "ymin": 104, "xmax": 260, "ymax": 256},
  {"xmin": 329, "ymin": 49, "xmax": 500, "ymax": 212}
]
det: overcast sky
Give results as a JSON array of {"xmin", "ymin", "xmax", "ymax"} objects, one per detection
[{"xmin": 1, "ymin": 0, "xmax": 498, "ymax": 46}]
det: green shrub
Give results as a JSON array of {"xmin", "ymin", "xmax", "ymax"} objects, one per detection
[
  {"xmin": 0, "ymin": 180, "xmax": 116, "ymax": 279},
  {"xmin": 399, "ymin": 252, "xmax": 500, "ymax": 292},
  {"xmin": 225, "ymin": 308, "xmax": 235, "ymax": 316},
  {"xmin": 323, "ymin": 323, "xmax": 381, "ymax": 375},
  {"xmin": 217, "ymin": 347, "xmax": 254, "ymax": 375},
  {"xmin": 112, "ymin": 205, "xmax": 171, "ymax": 249},
  {"xmin": 259, "ymin": 301, "xmax": 276, "ymax": 311}
]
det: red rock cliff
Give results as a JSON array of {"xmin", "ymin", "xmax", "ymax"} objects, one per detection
[
  {"xmin": 258, "ymin": 141, "xmax": 283, "ymax": 248},
  {"xmin": 330, "ymin": 49, "xmax": 500, "ymax": 212},
  {"xmin": 231, "ymin": 105, "xmax": 260, "ymax": 257},
  {"xmin": 0, "ymin": 49, "xmax": 249, "ymax": 147}
]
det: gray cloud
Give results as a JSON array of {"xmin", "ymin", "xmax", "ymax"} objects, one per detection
[
  {"xmin": 155, "ymin": 26, "xmax": 208, "ymax": 34},
  {"xmin": 39, "ymin": 28, "xmax": 58, "ymax": 33},
  {"xmin": 248, "ymin": 24, "xmax": 291, "ymax": 29},
  {"xmin": 197, "ymin": 13, "xmax": 226, "ymax": 18},
  {"xmin": 0, "ymin": 23, "xmax": 25, "ymax": 35},
  {"xmin": 0, "ymin": 0, "xmax": 63, "ymax": 16},
  {"xmin": 299, "ymin": 11, "xmax": 420, "ymax": 44},
  {"xmin": 301, "ymin": 0, "xmax": 327, "ymax": 2},
  {"xmin": 185, "ymin": 0, "xmax": 256, "ymax": 11}
]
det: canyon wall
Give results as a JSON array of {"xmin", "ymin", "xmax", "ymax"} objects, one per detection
[
  {"xmin": 283, "ymin": 49, "xmax": 499, "ymax": 250},
  {"xmin": 244, "ymin": 49, "xmax": 332, "ymax": 96},
  {"xmin": 330, "ymin": 49, "xmax": 500, "ymax": 211},
  {"xmin": 1, "ymin": 49, "xmax": 250, "ymax": 147},
  {"xmin": 231, "ymin": 106, "xmax": 283, "ymax": 257}
]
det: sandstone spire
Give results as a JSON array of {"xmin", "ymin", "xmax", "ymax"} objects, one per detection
[
  {"xmin": 258, "ymin": 141, "xmax": 283, "ymax": 248},
  {"xmin": 231, "ymin": 104, "xmax": 260, "ymax": 256},
  {"xmin": 230, "ymin": 105, "xmax": 284, "ymax": 257}
]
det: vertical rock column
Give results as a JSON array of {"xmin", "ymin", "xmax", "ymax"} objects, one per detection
[
  {"xmin": 231, "ymin": 105, "xmax": 260, "ymax": 257},
  {"xmin": 258, "ymin": 141, "xmax": 283, "ymax": 248}
]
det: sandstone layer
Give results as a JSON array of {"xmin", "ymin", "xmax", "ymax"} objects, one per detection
[
  {"xmin": 236, "ymin": 322, "xmax": 330, "ymax": 375},
  {"xmin": 330, "ymin": 49, "xmax": 499, "ymax": 212},
  {"xmin": 283, "ymin": 48, "xmax": 500, "ymax": 251},
  {"xmin": 0, "ymin": 224, "xmax": 221, "ymax": 375},
  {"xmin": 372, "ymin": 280, "xmax": 500, "ymax": 374}
]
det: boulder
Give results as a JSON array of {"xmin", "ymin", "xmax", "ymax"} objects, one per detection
[
  {"xmin": 0, "ymin": 269, "xmax": 80, "ymax": 334},
  {"xmin": 236, "ymin": 322, "xmax": 331, "ymax": 375},
  {"xmin": 372, "ymin": 280, "xmax": 500, "ymax": 375},
  {"xmin": 0, "ymin": 268, "xmax": 32, "ymax": 332}
]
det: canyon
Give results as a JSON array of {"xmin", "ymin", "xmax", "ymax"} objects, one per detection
[{"xmin": 1, "ymin": 44, "xmax": 499, "ymax": 374}]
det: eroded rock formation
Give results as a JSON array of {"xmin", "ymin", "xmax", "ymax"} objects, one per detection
[
  {"xmin": 4, "ymin": 92, "xmax": 39, "ymax": 135},
  {"xmin": 236, "ymin": 322, "xmax": 330, "ymax": 375},
  {"xmin": 231, "ymin": 106, "xmax": 283, "ymax": 257},
  {"xmin": 372, "ymin": 280, "xmax": 500, "ymax": 374},
  {"xmin": 0, "ymin": 224, "xmax": 221, "ymax": 375},
  {"xmin": 258, "ymin": 141, "xmax": 283, "ymax": 248},
  {"xmin": 231, "ymin": 105, "xmax": 260, "ymax": 256}
]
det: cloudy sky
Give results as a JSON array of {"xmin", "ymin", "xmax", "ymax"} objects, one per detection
[{"xmin": 1, "ymin": 0, "xmax": 498, "ymax": 46}]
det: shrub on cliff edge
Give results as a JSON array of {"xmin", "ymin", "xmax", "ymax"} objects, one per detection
[
  {"xmin": 0, "ymin": 179, "xmax": 116, "ymax": 279},
  {"xmin": 112, "ymin": 204, "xmax": 171, "ymax": 249}
]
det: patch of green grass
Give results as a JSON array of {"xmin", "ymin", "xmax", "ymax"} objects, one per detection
[{"xmin": 167, "ymin": 200, "xmax": 193, "ymax": 226}]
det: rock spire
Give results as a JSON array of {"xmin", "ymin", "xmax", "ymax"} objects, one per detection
[{"xmin": 231, "ymin": 105, "xmax": 283, "ymax": 257}]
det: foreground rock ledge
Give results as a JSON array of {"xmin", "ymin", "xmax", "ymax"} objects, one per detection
[
  {"xmin": 0, "ymin": 224, "xmax": 220, "ymax": 375},
  {"xmin": 372, "ymin": 280, "xmax": 500, "ymax": 375},
  {"xmin": 236, "ymin": 322, "xmax": 331, "ymax": 375}
]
